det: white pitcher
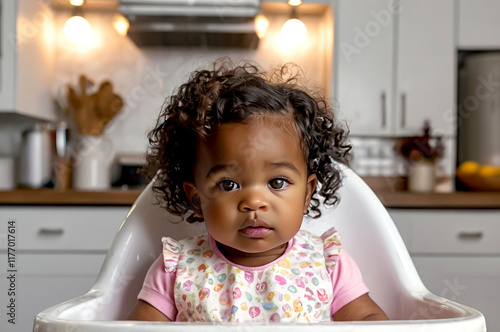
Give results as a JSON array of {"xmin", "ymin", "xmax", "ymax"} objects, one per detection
[
  {"xmin": 407, "ymin": 161, "xmax": 436, "ymax": 193},
  {"xmin": 72, "ymin": 135, "xmax": 114, "ymax": 191}
]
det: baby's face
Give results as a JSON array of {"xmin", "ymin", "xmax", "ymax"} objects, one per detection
[{"xmin": 184, "ymin": 115, "xmax": 317, "ymax": 265}]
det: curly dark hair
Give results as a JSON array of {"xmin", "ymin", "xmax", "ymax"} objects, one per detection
[{"xmin": 144, "ymin": 60, "xmax": 351, "ymax": 222}]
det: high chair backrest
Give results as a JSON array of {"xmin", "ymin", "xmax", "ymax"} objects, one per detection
[{"xmin": 37, "ymin": 165, "xmax": 485, "ymax": 332}]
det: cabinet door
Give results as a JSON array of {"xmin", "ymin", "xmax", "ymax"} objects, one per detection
[
  {"xmin": 15, "ymin": 0, "xmax": 56, "ymax": 121},
  {"xmin": 334, "ymin": 0, "xmax": 394, "ymax": 136},
  {"xmin": 396, "ymin": 0, "xmax": 455, "ymax": 136},
  {"xmin": 0, "ymin": 0, "xmax": 17, "ymax": 111},
  {"xmin": 458, "ymin": 0, "xmax": 500, "ymax": 49},
  {"xmin": 0, "ymin": 0, "xmax": 56, "ymax": 120},
  {"xmin": 413, "ymin": 256, "xmax": 500, "ymax": 332},
  {"xmin": 0, "ymin": 253, "xmax": 106, "ymax": 332}
]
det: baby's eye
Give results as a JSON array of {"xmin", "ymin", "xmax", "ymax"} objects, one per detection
[
  {"xmin": 218, "ymin": 179, "xmax": 239, "ymax": 191},
  {"xmin": 268, "ymin": 178, "xmax": 289, "ymax": 190}
]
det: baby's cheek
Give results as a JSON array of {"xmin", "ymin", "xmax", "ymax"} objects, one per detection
[
  {"xmin": 209, "ymin": 200, "xmax": 236, "ymax": 219},
  {"xmin": 197, "ymin": 186, "xmax": 216, "ymax": 208}
]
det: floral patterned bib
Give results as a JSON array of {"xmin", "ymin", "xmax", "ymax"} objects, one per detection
[{"xmin": 162, "ymin": 228, "xmax": 341, "ymax": 323}]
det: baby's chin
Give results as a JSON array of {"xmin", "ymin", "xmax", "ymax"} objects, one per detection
[{"xmin": 220, "ymin": 239, "xmax": 289, "ymax": 255}]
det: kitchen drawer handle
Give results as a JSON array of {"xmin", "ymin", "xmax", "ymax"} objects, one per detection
[
  {"xmin": 39, "ymin": 228, "xmax": 65, "ymax": 236},
  {"xmin": 457, "ymin": 231, "xmax": 483, "ymax": 241},
  {"xmin": 400, "ymin": 93, "xmax": 406, "ymax": 128}
]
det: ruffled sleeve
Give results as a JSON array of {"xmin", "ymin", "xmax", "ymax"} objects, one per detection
[
  {"xmin": 320, "ymin": 227, "xmax": 342, "ymax": 272},
  {"xmin": 162, "ymin": 237, "xmax": 182, "ymax": 273}
]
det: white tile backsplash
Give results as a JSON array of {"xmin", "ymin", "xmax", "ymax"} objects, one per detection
[
  {"xmin": 350, "ymin": 137, "xmax": 398, "ymax": 177},
  {"xmin": 349, "ymin": 136, "xmax": 455, "ymax": 177}
]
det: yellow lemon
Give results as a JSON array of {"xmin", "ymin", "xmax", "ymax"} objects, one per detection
[
  {"xmin": 478, "ymin": 165, "xmax": 497, "ymax": 178},
  {"xmin": 456, "ymin": 161, "xmax": 479, "ymax": 176}
]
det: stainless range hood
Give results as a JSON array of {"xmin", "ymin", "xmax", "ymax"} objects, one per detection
[{"xmin": 119, "ymin": 0, "xmax": 261, "ymax": 48}]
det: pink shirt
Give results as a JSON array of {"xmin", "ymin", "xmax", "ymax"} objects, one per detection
[{"xmin": 138, "ymin": 237, "xmax": 369, "ymax": 321}]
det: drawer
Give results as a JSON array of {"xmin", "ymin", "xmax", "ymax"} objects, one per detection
[
  {"xmin": 0, "ymin": 253, "xmax": 106, "ymax": 332},
  {"xmin": 0, "ymin": 206, "xmax": 128, "ymax": 251},
  {"xmin": 389, "ymin": 209, "xmax": 500, "ymax": 255}
]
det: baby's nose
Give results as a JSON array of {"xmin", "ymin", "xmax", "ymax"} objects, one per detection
[{"xmin": 238, "ymin": 189, "xmax": 269, "ymax": 212}]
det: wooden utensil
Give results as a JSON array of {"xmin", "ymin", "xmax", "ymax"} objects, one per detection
[
  {"xmin": 96, "ymin": 81, "xmax": 124, "ymax": 130},
  {"xmin": 67, "ymin": 76, "xmax": 123, "ymax": 136}
]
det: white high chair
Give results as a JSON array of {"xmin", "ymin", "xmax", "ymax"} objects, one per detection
[{"xmin": 34, "ymin": 166, "xmax": 486, "ymax": 332}]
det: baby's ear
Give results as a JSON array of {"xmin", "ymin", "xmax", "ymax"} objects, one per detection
[
  {"xmin": 304, "ymin": 174, "xmax": 318, "ymax": 214},
  {"xmin": 183, "ymin": 182, "xmax": 203, "ymax": 217}
]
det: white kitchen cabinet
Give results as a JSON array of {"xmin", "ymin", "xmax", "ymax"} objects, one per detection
[
  {"xmin": 0, "ymin": 206, "xmax": 128, "ymax": 332},
  {"xmin": 334, "ymin": 0, "xmax": 455, "ymax": 137},
  {"xmin": 334, "ymin": 0, "xmax": 394, "ymax": 136},
  {"xmin": 389, "ymin": 209, "xmax": 500, "ymax": 332},
  {"xmin": 396, "ymin": 0, "xmax": 455, "ymax": 137},
  {"xmin": 458, "ymin": 0, "xmax": 500, "ymax": 49},
  {"xmin": 0, "ymin": 0, "xmax": 56, "ymax": 120}
]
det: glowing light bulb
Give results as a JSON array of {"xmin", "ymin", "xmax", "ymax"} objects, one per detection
[
  {"xmin": 288, "ymin": 0, "xmax": 301, "ymax": 6},
  {"xmin": 254, "ymin": 14, "xmax": 269, "ymax": 39},
  {"xmin": 281, "ymin": 18, "xmax": 307, "ymax": 45},
  {"xmin": 64, "ymin": 16, "xmax": 91, "ymax": 43},
  {"xmin": 69, "ymin": 0, "xmax": 85, "ymax": 6},
  {"xmin": 113, "ymin": 14, "xmax": 130, "ymax": 36}
]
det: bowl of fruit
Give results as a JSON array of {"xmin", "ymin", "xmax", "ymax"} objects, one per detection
[{"xmin": 456, "ymin": 161, "xmax": 500, "ymax": 191}]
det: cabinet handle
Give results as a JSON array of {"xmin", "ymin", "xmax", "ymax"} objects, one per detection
[
  {"xmin": 457, "ymin": 232, "xmax": 483, "ymax": 241},
  {"xmin": 39, "ymin": 228, "xmax": 65, "ymax": 236},
  {"xmin": 400, "ymin": 93, "xmax": 406, "ymax": 128},
  {"xmin": 381, "ymin": 92, "xmax": 387, "ymax": 128}
]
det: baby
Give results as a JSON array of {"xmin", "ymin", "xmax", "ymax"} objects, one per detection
[{"xmin": 128, "ymin": 61, "xmax": 388, "ymax": 322}]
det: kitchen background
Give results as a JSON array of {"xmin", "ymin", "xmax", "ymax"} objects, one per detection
[
  {"xmin": 1, "ymin": 0, "xmax": 500, "ymax": 331},
  {"xmin": 0, "ymin": 0, "xmax": 335, "ymax": 190},
  {"xmin": 0, "ymin": 0, "xmax": 459, "ymax": 188}
]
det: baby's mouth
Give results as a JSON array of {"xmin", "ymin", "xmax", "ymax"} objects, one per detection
[{"xmin": 239, "ymin": 219, "xmax": 273, "ymax": 238}]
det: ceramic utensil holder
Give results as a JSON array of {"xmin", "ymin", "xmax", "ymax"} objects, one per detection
[
  {"xmin": 73, "ymin": 135, "xmax": 114, "ymax": 190},
  {"xmin": 0, "ymin": 156, "xmax": 15, "ymax": 190},
  {"xmin": 408, "ymin": 161, "xmax": 436, "ymax": 193}
]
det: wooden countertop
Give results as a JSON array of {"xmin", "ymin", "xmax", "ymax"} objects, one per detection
[
  {"xmin": 1, "ymin": 178, "xmax": 500, "ymax": 208},
  {"xmin": 363, "ymin": 177, "xmax": 500, "ymax": 208},
  {"xmin": 372, "ymin": 189, "xmax": 500, "ymax": 208},
  {"xmin": 0, "ymin": 188, "xmax": 143, "ymax": 205}
]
